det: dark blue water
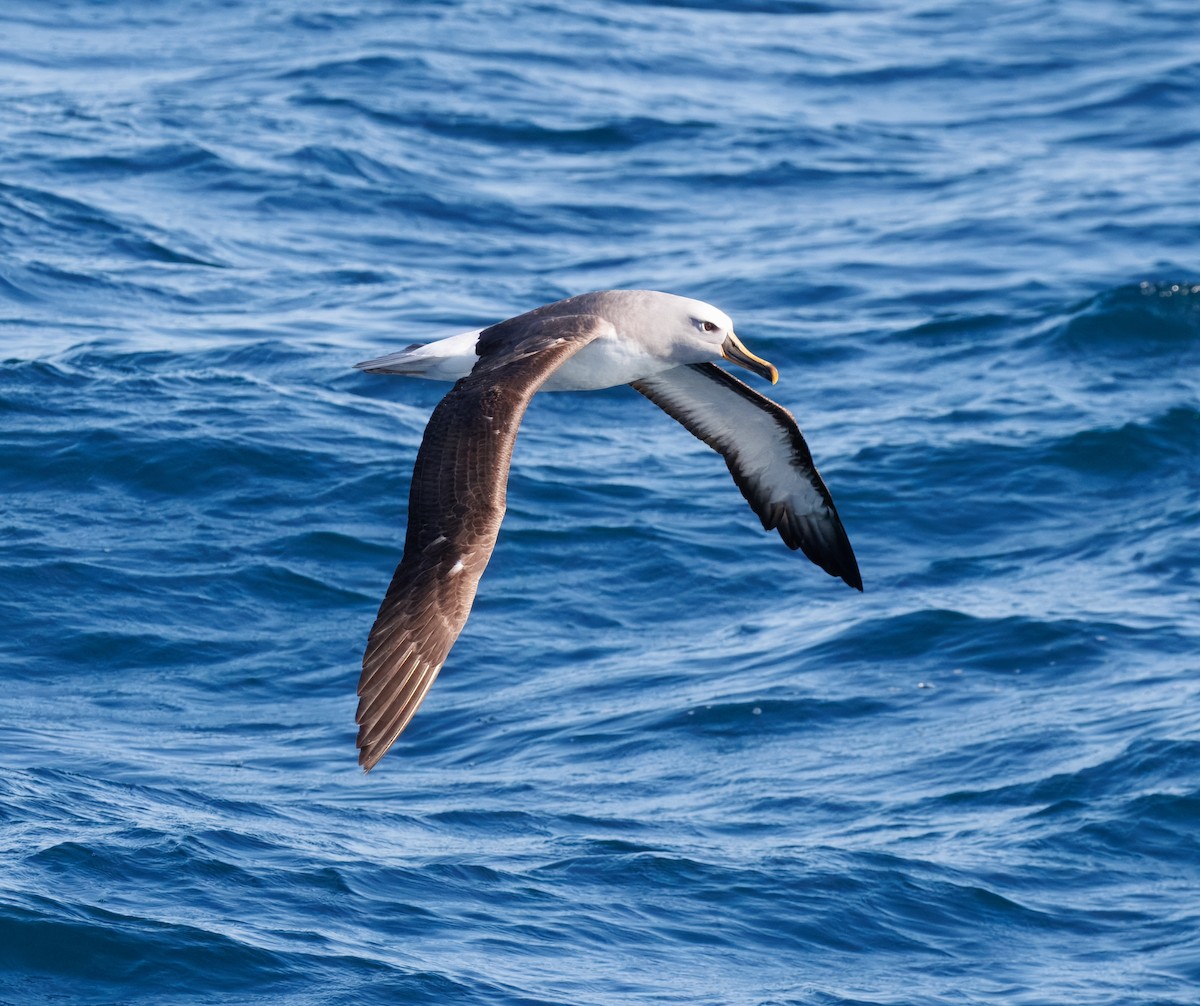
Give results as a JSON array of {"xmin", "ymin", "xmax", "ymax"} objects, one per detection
[{"xmin": 3, "ymin": 2, "xmax": 1198, "ymax": 1003}]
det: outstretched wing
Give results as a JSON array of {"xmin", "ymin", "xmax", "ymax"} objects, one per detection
[
  {"xmin": 356, "ymin": 314, "xmax": 609, "ymax": 770},
  {"xmin": 631, "ymin": 362, "xmax": 862, "ymax": 591}
]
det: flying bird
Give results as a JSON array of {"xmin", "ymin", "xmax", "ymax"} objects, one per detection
[{"xmin": 354, "ymin": 290, "xmax": 861, "ymax": 770}]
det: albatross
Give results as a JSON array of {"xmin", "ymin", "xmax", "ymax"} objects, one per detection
[{"xmin": 354, "ymin": 290, "xmax": 861, "ymax": 771}]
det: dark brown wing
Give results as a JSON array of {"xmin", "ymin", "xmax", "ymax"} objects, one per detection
[
  {"xmin": 631, "ymin": 362, "xmax": 862, "ymax": 591},
  {"xmin": 356, "ymin": 314, "xmax": 609, "ymax": 770}
]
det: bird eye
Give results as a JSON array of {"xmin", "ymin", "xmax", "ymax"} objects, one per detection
[{"xmin": 701, "ymin": 320, "xmax": 719, "ymax": 333}]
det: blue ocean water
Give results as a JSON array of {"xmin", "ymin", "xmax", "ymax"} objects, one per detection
[{"xmin": 2, "ymin": 0, "xmax": 1198, "ymax": 1002}]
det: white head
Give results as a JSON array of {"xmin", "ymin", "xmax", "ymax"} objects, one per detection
[{"xmin": 650, "ymin": 291, "xmax": 779, "ymax": 384}]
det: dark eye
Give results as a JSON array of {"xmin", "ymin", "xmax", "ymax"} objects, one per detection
[{"xmin": 701, "ymin": 320, "xmax": 719, "ymax": 332}]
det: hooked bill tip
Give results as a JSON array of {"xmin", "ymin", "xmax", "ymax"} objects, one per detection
[{"xmin": 722, "ymin": 333, "xmax": 778, "ymax": 384}]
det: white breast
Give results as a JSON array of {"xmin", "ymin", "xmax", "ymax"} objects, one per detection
[{"xmin": 541, "ymin": 333, "xmax": 685, "ymax": 391}]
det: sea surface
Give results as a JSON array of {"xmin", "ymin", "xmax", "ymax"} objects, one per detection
[{"xmin": 2, "ymin": 2, "xmax": 1198, "ymax": 1003}]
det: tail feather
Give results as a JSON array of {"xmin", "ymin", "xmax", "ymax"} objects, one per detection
[{"xmin": 355, "ymin": 329, "xmax": 482, "ymax": 380}]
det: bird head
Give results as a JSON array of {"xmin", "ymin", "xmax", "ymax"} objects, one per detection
[{"xmin": 680, "ymin": 298, "xmax": 778, "ymax": 385}]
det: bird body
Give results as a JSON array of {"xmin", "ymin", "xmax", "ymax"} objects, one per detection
[
  {"xmin": 357, "ymin": 290, "xmax": 739, "ymax": 391},
  {"xmin": 354, "ymin": 290, "xmax": 860, "ymax": 771}
]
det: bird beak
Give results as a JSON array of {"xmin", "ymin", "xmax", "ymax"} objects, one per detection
[{"xmin": 721, "ymin": 333, "xmax": 779, "ymax": 384}]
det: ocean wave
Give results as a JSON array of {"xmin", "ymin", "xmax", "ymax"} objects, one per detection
[{"xmin": 4, "ymin": 2, "xmax": 1199, "ymax": 1003}]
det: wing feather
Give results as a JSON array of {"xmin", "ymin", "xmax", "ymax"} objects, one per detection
[
  {"xmin": 356, "ymin": 315, "xmax": 609, "ymax": 770},
  {"xmin": 631, "ymin": 363, "xmax": 862, "ymax": 591}
]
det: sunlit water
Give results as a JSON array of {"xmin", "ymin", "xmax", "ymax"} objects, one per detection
[{"xmin": 2, "ymin": 2, "xmax": 1198, "ymax": 1004}]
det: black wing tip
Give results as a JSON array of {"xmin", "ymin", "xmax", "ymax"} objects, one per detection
[
  {"xmin": 829, "ymin": 531, "xmax": 863, "ymax": 592},
  {"xmin": 774, "ymin": 510, "xmax": 863, "ymax": 592},
  {"xmin": 814, "ymin": 547, "xmax": 863, "ymax": 592},
  {"xmin": 825, "ymin": 544, "xmax": 863, "ymax": 592}
]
